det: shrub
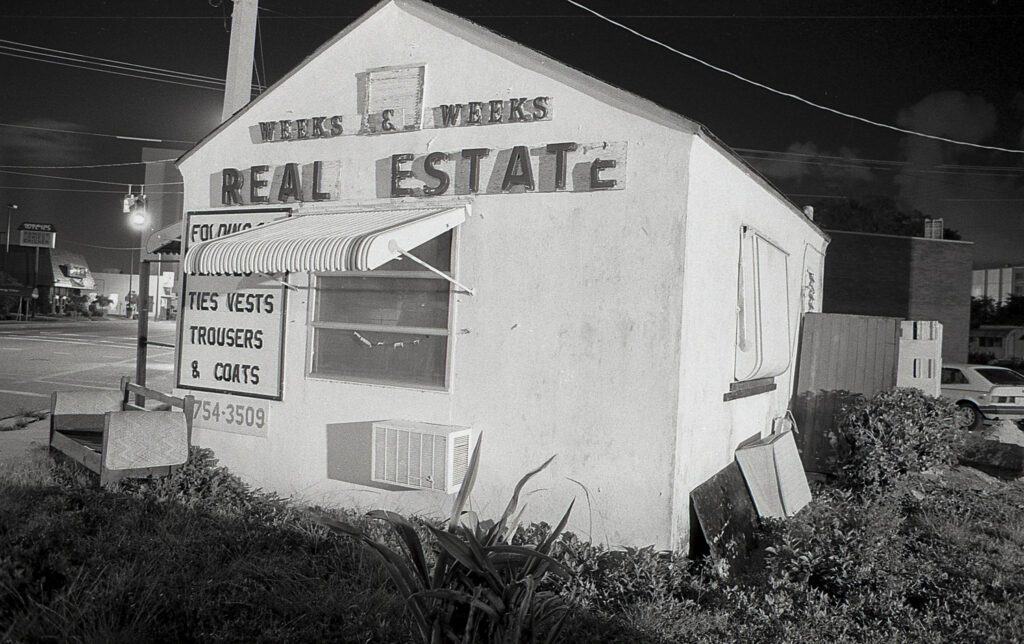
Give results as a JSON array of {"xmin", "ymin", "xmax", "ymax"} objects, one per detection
[
  {"xmin": 547, "ymin": 532, "xmax": 702, "ymax": 613},
  {"xmin": 967, "ymin": 351, "xmax": 995, "ymax": 365},
  {"xmin": 321, "ymin": 439, "xmax": 575, "ymax": 644},
  {"xmin": 834, "ymin": 388, "xmax": 965, "ymax": 491},
  {"xmin": 117, "ymin": 447, "xmax": 296, "ymax": 526}
]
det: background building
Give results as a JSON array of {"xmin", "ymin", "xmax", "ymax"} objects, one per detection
[
  {"xmin": 972, "ymin": 264, "xmax": 1024, "ymax": 304},
  {"xmin": 0, "ymin": 245, "xmax": 94, "ymax": 315},
  {"xmin": 91, "ymin": 270, "xmax": 177, "ymax": 319},
  {"xmin": 822, "ymin": 230, "xmax": 973, "ymax": 362}
]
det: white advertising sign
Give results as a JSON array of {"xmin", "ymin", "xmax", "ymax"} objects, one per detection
[
  {"xmin": 19, "ymin": 229, "xmax": 56, "ymax": 248},
  {"xmin": 176, "ymin": 209, "xmax": 290, "ymax": 400}
]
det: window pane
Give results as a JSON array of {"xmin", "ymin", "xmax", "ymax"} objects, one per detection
[
  {"xmin": 976, "ymin": 368, "xmax": 1024, "ymax": 385},
  {"xmin": 311, "ymin": 328, "xmax": 448, "ymax": 387},
  {"xmin": 316, "ymin": 276, "xmax": 449, "ymax": 328}
]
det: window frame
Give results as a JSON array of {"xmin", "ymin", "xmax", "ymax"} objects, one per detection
[
  {"xmin": 733, "ymin": 225, "xmax": 792, "ymax": 384},
  {"xmin": 305, "ymin": 228, "xmax": 459, "ymax": 392}
]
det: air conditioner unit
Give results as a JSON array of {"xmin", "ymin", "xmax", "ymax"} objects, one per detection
[{"xmin": 371, "ymin": 420, "xmax": 473, "ymax": 493}]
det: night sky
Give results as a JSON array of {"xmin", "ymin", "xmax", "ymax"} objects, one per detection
[{"xmin": 1, "ymin": 0, "xmax": 1022, "ymax": 272}]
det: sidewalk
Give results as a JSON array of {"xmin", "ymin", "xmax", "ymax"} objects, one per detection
[
  {"xmin": 0, "ymin": 314, "xmax": 120, "ymax": 324},
  {"xmin": 0, "ymin": 414, "xmax": 50, "ymax": 467}
]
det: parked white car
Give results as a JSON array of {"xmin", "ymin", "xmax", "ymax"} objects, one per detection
[{"xmin": 940, "ymin": 363, "xmax": 1024, "ymax": 429}]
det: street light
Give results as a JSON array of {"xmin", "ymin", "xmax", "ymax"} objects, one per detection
[
  {"xmin": 126, "ymin": 193, "xmax": 148, "ymax": 319},
  {"xmin": 4, "ymin": 202, "xmax": 17, "ymax": 256}
]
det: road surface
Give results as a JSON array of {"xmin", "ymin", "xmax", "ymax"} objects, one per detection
[{"xmin": 0, "ymin": 318, "xmax": 177, "ymax": 419}]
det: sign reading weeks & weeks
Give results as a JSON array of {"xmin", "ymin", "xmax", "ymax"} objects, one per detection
[{"xmin": 176, "ymin": 209, "xmax": 289, "ymax": 404}]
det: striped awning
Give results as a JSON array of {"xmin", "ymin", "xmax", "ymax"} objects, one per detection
[{"xmin": 183, "ymin": 206, "xmax": 467, "ymax": 275}]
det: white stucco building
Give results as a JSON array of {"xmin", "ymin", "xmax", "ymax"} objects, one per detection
[{"xmin": 171, "ymin": 0, "xmax": 828, "ymax": 550}]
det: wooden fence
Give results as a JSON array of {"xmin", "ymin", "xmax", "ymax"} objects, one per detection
[{"xmin": 791, "ymin": 313, "xmax": 900, "ymax": 475}]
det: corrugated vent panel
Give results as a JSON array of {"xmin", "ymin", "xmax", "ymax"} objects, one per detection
[
  {"xmin": 432, "ymin": 435, "xmax": 447, "ymax": 491},
  {"xmin": 374, "ymin": 425, "xmax": 445, "ymax": 489},
  {"xmin": 420, "ymin": 435, "xmax": 435, "ymax": 489},
  {"xmin": 385, "ymin": 427, "xmax": 398, "ymax": 483},
  {"xmin": 373, "ymin": 429, "xmax": 387, "ymax": 481},
  {"xmin": 451, "ymin": 434, "xmax": 470, "ymax": 485},
  {"xmin": 408, "ymin": 432, "xmax": 422, "ymax": 487},
  {"xmin": 397, "ymin": 430, "xmax": 409, "ymax": 484}
]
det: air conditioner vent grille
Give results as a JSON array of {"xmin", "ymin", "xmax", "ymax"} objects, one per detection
[
  {"xmin": 451, "ymin": 434, "xmax": 470, "ymax": 483},
  {"xmin": 371, "ymin": 420, "xmax": 473, "ymax": 493}
]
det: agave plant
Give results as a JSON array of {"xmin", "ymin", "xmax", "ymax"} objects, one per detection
[{"xmin": 320, "ymin": 436, "xmax": 574, "ymax": 644}]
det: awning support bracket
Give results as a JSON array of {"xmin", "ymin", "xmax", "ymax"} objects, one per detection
[
  {"xmin": 258, "ymin": 273, "xmax": 302, "ymax": 291},
  {"xmin": 388, "ymin": 240, "xmax": 475, "ymax": 296}
]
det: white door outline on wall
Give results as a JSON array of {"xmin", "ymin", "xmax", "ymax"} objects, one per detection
[{"xmin": 735, "ymin": 226, "xmax": 791, "ymax": 382}]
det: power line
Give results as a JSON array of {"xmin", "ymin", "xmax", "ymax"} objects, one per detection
[
  {"xmin": 0, "ymin": 39, "xmax": 264, "ymax": 92},
  {"xmin": 5, "ymin": 14, "xmax": 1018, "ymax": 19},
  {"xmin": 0, "ymin": 159, "xmax": 178, "ymax": 170},
  {"xmin": 256, "ymin": 14, "xmax": 269, "ymax": 95},
  {"xmin": 566, "ymin": 0, "xmax": 1024, "ymax": 155},
  {"xmin": 61, "ymin": 239, "xmax": 144, "ymax": 251},
  {"xmin": 0, "ymin": 170, "xmax": 182, "ymax": 186},
  {"xmin": 0, "ymin": 121, "xmax": 194, "ymax": 145},
  {"xmin": 0, "ymin": 50, "xmax": 229, "ymax": 92},
  {"xmin": 0, "ymin": 39, "xmax": 231, "ymax": 85},
  {"xmin": 941, "ymin": 198, "xmax": 1024, "ymax": 202},
  {"xmin": 738, "ymin": 147, "xmax": 1024, "ymax": 174},
  {"xmin": 0, "ymin": 185, "xmax": 182, "ymax": 194},
  {"xmin": 741, "ymin": 154, "xmax": 1024, "ymax": 178}
]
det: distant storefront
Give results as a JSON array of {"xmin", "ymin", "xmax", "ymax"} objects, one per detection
[
  {"xmin": 171, "ymin": 0, "xmax": 828, "ymax": 550},
  {"xmin": 0, "ymin": 246, "xmax": 94, "ymax": 315},
  {"xmin": 0, "ymin": 271, "xmax": 32, "ymax": 318},
  {"xmin": 92, "ymin": 270, "xmax": 178, "ymax": 319}
]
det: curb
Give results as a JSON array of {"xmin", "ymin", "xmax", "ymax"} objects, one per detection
[{"xmin": 0, "ymin": 410, "xmax": 49, "ymax": 425}]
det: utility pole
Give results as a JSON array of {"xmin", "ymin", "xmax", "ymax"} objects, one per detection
[
  {"xmin": 4, "ymin": 203, "xmax": 17, "ymax": 271},
  {"xmin": 222, "ymin": 0, "xmax": 259, "ymax": 122}
]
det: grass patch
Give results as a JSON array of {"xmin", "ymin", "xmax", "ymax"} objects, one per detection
[
  {"xmin": 1, "ymin": 449, "xmax": 411, "ymax": 642},
  {"xmin": 2, "ymin": 448, "xmax": 1024, "ymax": 642}
]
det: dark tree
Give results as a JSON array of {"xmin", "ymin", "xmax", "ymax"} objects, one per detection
[
  {"xmin": 809, "ymin": 196, "xmax": 961, "ymax": 240},
  {"xmin": 970, "ymin": 294, "xmax": 1024, "ymax": 328},
  {"xmin": 970, "ymin": 296, "xmax": 998, "ymax": 328}
]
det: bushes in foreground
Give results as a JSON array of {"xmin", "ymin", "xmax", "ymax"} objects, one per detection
[
  {"xmin": 3, "ymin": 417, "xmax": 1024, "ymax": 643},
  {"xmin": 834, "ymin": 388, "xmax": 965, "ymax": 490}
]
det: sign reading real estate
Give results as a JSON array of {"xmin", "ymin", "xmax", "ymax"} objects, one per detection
[
  {"xmin": 176, "ymin": 209, "xmax": 289, "ymax": 401},
  {"xmin": 18, "ymin": 222, "xmax": 56, "ymax": 248}
]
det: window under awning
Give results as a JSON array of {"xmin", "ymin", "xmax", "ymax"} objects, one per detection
[{"xmin": 183, "ymin": 205, "xmax": 468, "ymax": 276}]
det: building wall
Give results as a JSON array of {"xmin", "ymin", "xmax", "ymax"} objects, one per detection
[
  {"xmin": 968, "ymin": 326, "xmax": 1024, "ymax": 361},
  {"xmin": 178, "ymin": 2, "xmax": 696, "ymax": 548},
  {"xmin": 822, "ymin": 231, "xmax": 972, "ymax": 362},
  {"xmin": 91, "ymin": 271, "xmax": 176, "ymax": 318},
  {"xmin": 141, "ymin": 147, "xmax": 186, "ymax": 262},
  {"xmin": 896, "ymin": 320, "xmax": 942, "ymax": 396},
  {"xmin": 676, "ymin": 137, "xmax": 827, "ymax": 545},
  {"xmin": 175, "ymin": 1, "xmax": 826, "ymax": 549}
]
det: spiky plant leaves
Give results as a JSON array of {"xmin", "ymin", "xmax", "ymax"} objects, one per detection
[
  {"xmin": 318, "ymin": 439, "xmax": 574, "ymax": 644},
  {"xmin": 448, "ymin": 434, "xmax": 483, "ymax": 531},
  {"xmin": 365, "ymin": 510, "xmax": 430, "ymax": 585},
  {"xmin": 415, "ymin": 589, "xmax": 500, "ymax": 618}
]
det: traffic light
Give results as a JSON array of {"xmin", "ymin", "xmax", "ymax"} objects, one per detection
[{"xmin": 124, "ymin": 193, "xmax": 148, "ymax": 228}]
